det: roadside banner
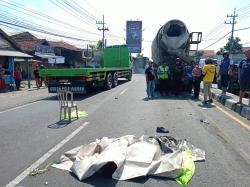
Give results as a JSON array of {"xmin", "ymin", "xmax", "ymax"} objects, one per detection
[{"xmin": 126, "ymin": 21, "xmax": 142, "ymax": 53}]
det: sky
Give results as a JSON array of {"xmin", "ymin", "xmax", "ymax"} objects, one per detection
[{"xmin": 0, "ymin": 0, "xmax": 249, "ymax": 58}]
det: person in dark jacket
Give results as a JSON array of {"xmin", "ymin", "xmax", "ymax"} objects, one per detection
[
  {"xmin": 33, "ymin": 64, "xmax": 40, "ymax": 89},
  {"xmin": 238, "ymin": 49, "xmax": 250, "ymax": 105},
  {"xmin": 145, "ymin": 61, "xmax": 155, "ymax": 99},
  {"xmin": 14, "ymin": 66, "xmax": 21, "ymax": 90},
  {"xmin": 172, "ymin": 58, "xmax": 184, "ymax": 96},
  {"xmin": 219, "ymin": 51, "xmax": 232, "ymax": 95}
]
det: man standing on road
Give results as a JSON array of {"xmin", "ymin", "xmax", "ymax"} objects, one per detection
[
  {"xmin": 219, "ymin": 51, "xmax": 232, "ymax": 96},
  {"xmin": 238, "ymin": 49, "xmax": 250, "ymax": 106},
  {"xmin": 202, "ymin": 58, "xmax": 216, "ymax": 104},
  {"xmin": 157, "ymin": 62, "xmax": 170, "ymax": 96},
  {"xmin": 172, "ymin": 58, "xmax": 184, "ymax": 96},
  {"xmin": 192, "ymin": 61, "xmax": 202, "ymax": 99},
  {"xmin": 185, "ymin": 61, "xmax": 195, "ymax": 94},
  {"xmin": 145, "ymin": 61, "xmax": 155, "ymax": 99}
]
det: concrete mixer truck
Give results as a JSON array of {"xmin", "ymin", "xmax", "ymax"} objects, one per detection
[{"xmin": 151, "ymin": 19, "xmax": 202, "ymax": 89}]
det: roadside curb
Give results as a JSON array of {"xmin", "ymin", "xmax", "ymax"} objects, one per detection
[{"xmin": 201, "ymin": 87, "xmax": 250, "ymax": 121}]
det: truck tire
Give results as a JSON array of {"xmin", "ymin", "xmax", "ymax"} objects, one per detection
[
  {"xmin": 126, "ymin": 70, "xmax": 132, "ymax": 81},
  {"xmin": 112, "ymin": 72, "xmax": 118, "ymax": 87},
  {"xmin": 106, "ymin": 73, "xmax": 113, "ymax": 90}
]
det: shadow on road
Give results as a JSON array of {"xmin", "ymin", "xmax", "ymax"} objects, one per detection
[
  {"xmin": 69, "ymin": 171, "xmax": 119, "ymax": 187},
  {"xmin": 141, "ymin": 93, "xmax": 197, "ymax": 101},
  {"xmin": 48, "ymin": 120, "xmax": 72, "ymax": 129},
  {"xmin": 69, "ymin": 171, "xmax": 177, "ymax": 186},
  {"xmin": 198, "ymin": 103, "xmax": 216, "ymax": 109}
]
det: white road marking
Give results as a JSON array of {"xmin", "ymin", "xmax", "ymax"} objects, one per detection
[
  {"xmin": 119, "ymin": 88, "xmax": 129, "ymax": 95},
  {"xmin": 5, "ymin": 122, "xmax": 89, "ymax": 187},
  {"xmin": 0, "ymin": 101, "xmax": 41, "ymax": 114},
  {"xmin": 199, "ymin": 94, "xmax": 250, "ymax": 131}
]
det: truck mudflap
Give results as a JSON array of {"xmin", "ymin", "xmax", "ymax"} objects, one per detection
[{"xmin": 48, "ymin": 84, "xmax": 86, "ymax": 94}]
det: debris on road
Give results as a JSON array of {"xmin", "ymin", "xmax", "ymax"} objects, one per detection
[
  {"xmin": 52, "ymin": 135, "xmax": 205, "ymax": 186},
  {"xmin": 65, "ymin": 111, "xmax": 88, "ymax": 119},
  {"xmin": 156, "ymin": 126, "xmax": 169, "ymax": 133},
  {"xmin": 200, "ymin": 119, "xmax": 210, "ymax": 124},
  {"xmin": 29, "ymin": 160, "xmax": 60, "ymax": 176}
]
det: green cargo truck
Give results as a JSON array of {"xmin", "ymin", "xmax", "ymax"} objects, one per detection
[{"xmin": 39, "ymin": 45, "xmax": 133, "ymax": 94}]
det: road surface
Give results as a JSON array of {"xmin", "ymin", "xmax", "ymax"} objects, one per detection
[{"xmin": 0, "ymin": 74, "xmax": 249, "ymax": 187}]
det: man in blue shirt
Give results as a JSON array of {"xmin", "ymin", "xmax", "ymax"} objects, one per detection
[
  {"xmin": 238, "ymin": 49, "xmax": 250, "ymax": 105},
  {"xmin": 219, "ymin": 51, "xmax": 232, "ymax": 95}
]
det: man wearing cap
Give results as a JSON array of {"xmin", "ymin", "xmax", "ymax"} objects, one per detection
[{"xmin": 157, "ymin": 62, "xmax": 170, "ymax": 96}]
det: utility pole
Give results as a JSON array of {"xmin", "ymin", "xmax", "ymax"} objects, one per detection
[
  {"xmin": 96, "ymin": 15, "xmax": 109, "ymax": 49},
  {"xmin": 225, "ymin": 8, "xmax": 238, "ymax": 54}
]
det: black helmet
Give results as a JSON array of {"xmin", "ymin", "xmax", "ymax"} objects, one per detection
[
  {"xmin": 223, "ymin": 51, "xmax": 229, "ymax": 56},
  {"xmin": 175, "ymin": 58, "xmax": 181, "ymax": 62}
]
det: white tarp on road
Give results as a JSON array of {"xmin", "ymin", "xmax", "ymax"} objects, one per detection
[{"xmin": 53, "ymin": 135, "xmax": 205, "ymax": 185}]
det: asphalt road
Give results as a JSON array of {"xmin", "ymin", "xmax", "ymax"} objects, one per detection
[{"xmin": 0, "ymin": 74, "xmax": 250, "ymax": 187}]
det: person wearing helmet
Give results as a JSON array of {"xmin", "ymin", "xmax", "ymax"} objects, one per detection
[
  {"xmin": 219, "ymin": 51, "xmax": 232, "ymax": 95},
  {"xmin": 172, "ymin": 58, "xmax": 184, "ymax": 96}
]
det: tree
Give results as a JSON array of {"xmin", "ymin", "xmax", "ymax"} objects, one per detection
[
  {"xmin": 88, "ymin": 40, "xmax": 103, "ymax": 51},
  {"xmin": 195, "ymin": 50, "xmax": 204, "ymax": 57},
  {"xmin": 216, "ymin": 48, "xmax": 225, "ymax": 55},
  {"xmin": 96, "ymin": 40, "xmax": 103, "ymax": 50},
  {"xmin": 224, "ymin": 37, "xmax": 243, "ymax": 54},
  {"xmin": 216, "ymin": 37, "xmax": 243, "ymax": 54}
]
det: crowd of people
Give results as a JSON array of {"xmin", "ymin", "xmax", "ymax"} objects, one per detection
[
  {"xmin": 145, "ymin": 49, "xmax": 250, "ymax": 105},
  {"xmin": 0, "ymin": 63, "xmax": 47, "ymax": 91}
]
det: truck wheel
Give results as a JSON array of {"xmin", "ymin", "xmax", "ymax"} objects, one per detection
[
  {"xmin": 126, "ymin": 70, "xmax": 132, "ymax": 81},
  {"xmin": 112, "ymin": 72, "xmax": 118, "ymax": 87},
  {"xmin": 106, "ymin": 73, "xmax": 113, "ymax": 90}
]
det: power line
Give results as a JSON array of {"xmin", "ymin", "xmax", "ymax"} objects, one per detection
[
  {"xmin": 201, "ymin": 25, "xmax": 250, "ymax": 50},
  {"xmin": 70, "ymin": 0, "xmax": 101, "ymax": 22},
  {"xmin": 84, "ymin": 0, "xmax": 103, "ymax": 18},
  {"xmin": 48, "ymin": 0, "xmax": 96, "ymax": 27},
  {"xmin": 0, "ymin": 20, "xmax": 97, "ymax": 42},
  {"xmin": 0, "ymin": 12, "xmax": 98, "ymax": 41},
  {"xmin": 0, "ymin": 1, "xmax": 101, "ymax": 36},
  {"xmin": 234, "ymin": 26, "xmax": 250, "ymax": 31},
  {"xmin": 201, "ymin": 31, "xmax": 231, "ymax": 50},
  {"xmin": 60, "ymin": 0, "xmax": 98, "ymax": 24}
]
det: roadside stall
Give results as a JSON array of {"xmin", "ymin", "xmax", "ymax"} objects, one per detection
[
  {"xmin": 0, "ymin": 51, "xmax": 32, "ymax": 91},
  {"xmin": 0, "ymin": 28, "xmax": 33, "ymax": 91}
]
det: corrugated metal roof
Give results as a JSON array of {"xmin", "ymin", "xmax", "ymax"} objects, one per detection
[
  {"xmin": 35, "ymin": 53, "xmax": 63, "ymax": 59},
  {"xmin": 0, "ymin": 50, "xmax": 32, "ymax": 57}
]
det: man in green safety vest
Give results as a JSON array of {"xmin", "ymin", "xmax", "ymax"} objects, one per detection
[{"xmin": 157, "ymin": 62, "xmax": 170, "ymax": 96}]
